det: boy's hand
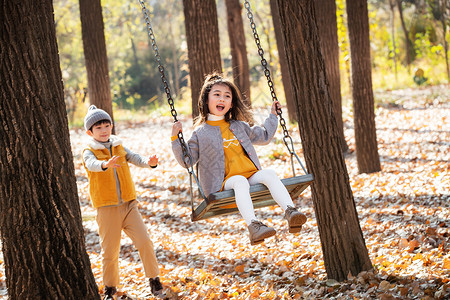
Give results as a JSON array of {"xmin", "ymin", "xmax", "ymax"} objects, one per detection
[
  {"xmin": 271, "ymin": 100, "xmax": 281, "ymax": 115},
  {"xmin": 148, "ymin": 155, "xmax": 158, "ymax": 167},
  {"xmin": 103, "ymin": 156, "xmax": 121, "ymax": 169},
  {"xmin": 172, "ymin": 121, "xmax": 183, "ymax": 136}
]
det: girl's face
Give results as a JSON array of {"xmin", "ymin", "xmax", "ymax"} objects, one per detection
[
  {"xmin": 207, "ymin": 83, "xmax": 233, "ymax": 117},
  {"xmin": 87, "ymin": 122, "xmax": 113, "ymax": 143}
]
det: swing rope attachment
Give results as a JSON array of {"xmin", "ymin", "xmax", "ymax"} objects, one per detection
[{"xmin": 243, "ymin": 0, "xmax": 307, "ymax": 176}]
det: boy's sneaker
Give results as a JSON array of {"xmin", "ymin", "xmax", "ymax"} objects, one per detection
[
  {"xmin": 285, "ymin": 205, "xmax": 307, "ymax": 233},
  {"xmin": 103, "ymin": 286, "xmax": 116, "ymax": 300},
  {"xmin": 149, "ymin": 277, "xmax": 164, "ymax": 297},
  {"xmin": 248, "ymin": 220, "xmax": 276, "ymax": 245}
]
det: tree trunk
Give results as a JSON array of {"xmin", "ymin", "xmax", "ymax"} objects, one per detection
[
  {"xmin": 396, "ymin": 0, "xmax": 413, "ymax": 67},
  {"xmin": 275, "ymin": 0, "xmax": 372, "ymax": 281},
  {"xmin": 79, "ymin": 0, "xmax": 115, "ymax": 132},
  {"xmin": 389, "ymin": 0, "xmax": 399, "ymax": 83},
  {"xmin": 429, "ymin": 0, "xmax": 450, "ymax": 82},
  {"xmin": 336, "ymin": 0, "xmax": 353, "ymax": 95},
  {"xmin": 441, "ymin": 19, "xmax": 450, "ymax": 82},
  {"xmin": 346, "ymin": 0, "xmax": 381, "ymax": 174},
  {"xmin": 270, "ymin": 0, "xmax": 297, "ymax": 123},
  {"xmin": 0, "ymin": 1, "xmax": 100, "ymax": 299},
  {"xmin": 225, "ymin": 0, "xmax": 251, "ymax": 106},
  {"xmin": 314, "ymin": 0, "xmax": 349, "ymax": 154},
  {"xmin": 183, "ymin": 0, "xmax": 222, "ymax": 118}
]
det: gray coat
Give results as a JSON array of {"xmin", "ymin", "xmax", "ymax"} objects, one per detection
[{"xmin": 171, "ymin": 114, "xmax": 278, "ymax": 196}]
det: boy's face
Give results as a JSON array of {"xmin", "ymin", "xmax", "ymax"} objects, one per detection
[{"xmin": 86, "ymin": 122, "xmax": 113, "ymax": 143}]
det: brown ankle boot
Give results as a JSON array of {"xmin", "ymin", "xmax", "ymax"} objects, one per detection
[
  {"xmin": 285, "ymin": 205, "xmax": 307, "ymax": 233},
  {"xmin": 149, "ymin": 277, "xmax": 165, "ymax": 297},
  {"xmin": 247, "ymin": 220, "xmax": 276, "ymax": 245},
  {"xmin": 103, "ymin": 286, "xmax": 116, "ymax": 300}
]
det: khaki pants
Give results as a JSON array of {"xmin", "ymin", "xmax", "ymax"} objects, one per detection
[{"xmin": 96, "ymin": 200, "xmax": 159, "ymax": 286}]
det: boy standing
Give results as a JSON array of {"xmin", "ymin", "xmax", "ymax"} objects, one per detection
[{"xmin": 82, "ymin": 105, "xmax": 164, "ymax": 299}]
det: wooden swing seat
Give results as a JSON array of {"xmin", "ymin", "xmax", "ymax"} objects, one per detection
[{"xmin": 191, "ymin": 174, "xmax": 314, "ymax": 221}]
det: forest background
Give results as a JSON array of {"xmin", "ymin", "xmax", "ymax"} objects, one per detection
[{"xmin": 54, "ymin": 0, "xmax": 450, "ymax": 125}]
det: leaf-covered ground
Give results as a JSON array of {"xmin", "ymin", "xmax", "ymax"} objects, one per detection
[{"xmin": 1, "ymin": 85, "xmax": 449, "ymax": 299}]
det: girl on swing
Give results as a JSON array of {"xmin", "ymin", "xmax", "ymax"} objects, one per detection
[{"xmin": 171, "ymin": 73, "xmax": 306, "ymax": 245}]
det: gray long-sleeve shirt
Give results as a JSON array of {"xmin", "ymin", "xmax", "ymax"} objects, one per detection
[{"xmin": 172, "ymin": 114, "xmax": 278, "ymax": 197}]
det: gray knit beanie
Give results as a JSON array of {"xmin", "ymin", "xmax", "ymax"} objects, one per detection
[{"xmin": 84, "ymin": 105, "xmax": 112, "ymax": 131}]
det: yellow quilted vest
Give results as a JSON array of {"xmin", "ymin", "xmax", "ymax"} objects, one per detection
[{"xmin": 83, "ymin": 143, "xmax": 136, "ymax": 208}]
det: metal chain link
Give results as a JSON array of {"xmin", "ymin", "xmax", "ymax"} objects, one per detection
[
  {"xmin": 138, "ymin": 0, "xmax": 207, "ymax": 200},
  {"xmin": 138, "ymin": 0, "xmax": 177, "ymax": 121},
  {"xmin": 138, "ymin": 0, "xmax": 188, "ymax": 162},
  {"xmin": 244, "ymin": 0, "xmax": 308, "ymax": 175},
  {"xmin": 243, "ymin": 1, "xmax": 294, "ymax": 153}
]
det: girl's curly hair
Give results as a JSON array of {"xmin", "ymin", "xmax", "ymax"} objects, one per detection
[{"xmin": 194, "ymin": 72, "xmax": 253, "ymax": 127}]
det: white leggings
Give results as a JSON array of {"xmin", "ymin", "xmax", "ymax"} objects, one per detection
[{"xmin": 223, "ymin": 169, "xmax": 295, "ymax": 226}]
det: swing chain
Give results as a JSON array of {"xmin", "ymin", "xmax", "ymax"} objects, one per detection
[
  {"xmin": 138, "ymin": 0, "xmax": 177, "ymax": 120},
  {"xmin": 244, "ymin": 0, "xmax": 308, "ymax": 175},
  {"xmin": 243, "ymin": 1, "xmax": 292, "ymax": 153},
  {"xmin": 138, "ymin": 0, "xmax": 191, "ymax": 164},
  {"xmin": 138, "ymin": 0, "xmax": 208, "ymax": 201}
]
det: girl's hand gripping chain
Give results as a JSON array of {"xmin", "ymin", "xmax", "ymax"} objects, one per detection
[
  {"xmin": 172, "ymin": 121, "xmax": 183, "ymax": 137},
  {"xmin": 271, "ymin": 100, "xmax": 281, "ymax": 116}
]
